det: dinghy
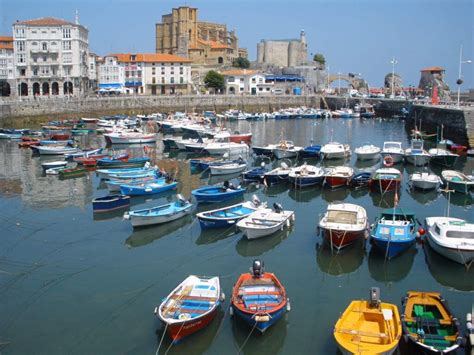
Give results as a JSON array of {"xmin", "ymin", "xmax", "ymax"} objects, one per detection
[
  {"xmin": 230, "ymin": 260, "xmax": 289, "ymax": 333},
  {"xmin": 124, "ymin": 195, "xmax": 192, "ymax": 227},
  {"xmin": 288, "ymin": 163, "xmax": 325, "ymax": 187},
  {"xmin": 324, "ymin": 166, "xmax": 354, "ymax": 188},
  {"xmin": 263, "ymin": 163, "xmax": 292, "ymax": 186},
  {"xmin": 105, "ymin": 176, "xmax": 161, "ymax": 192},
  {"xmin": 354, "ymin": 144, "xmax": 381, "ymax": 161},
  {"xmin": 401, "ymin": 291, "xmax": 462, "ymax": 354},
  {"xmin": 41, "ymin": 160, "xmax": 68, "ymax": 171},
  {"xmin": 236, "ymin": 203, "xmax": 294, "ymax": 240},
  {"xmin": 350, "ymin": 172, "xmax": 372, "ymax": 188},
  {"xmin": 409, "ymin": 172, "xmax": 442, "ymax": 190},
  {"xmin": 120, "ymin": 179, "xmax": 177, "ymax": 196},
  {"xmin": 155, "ymin": 275, "xmax": 222, "ymax": 343},
  {"xmin": 209, "ymin": 162, "xmax": 247, "ymax": 176},
  {"xmin": 334, "ymin": 287, "xmax": 401, "ymax": 355},
  {"xmin": 441, "ymin": 170, "xmax": 474, "ymax": 194},
  {"xmin": 196, "ymin": 196, "xmax": 265, "ymax": 229},
  {"xmin": 92, "ymin": 195, "xmax": 131, "ymax": 213},
  {"xmin": 36, "ymin": 146, "xmax": 80, "ymax": 155},
  {"xmin": 242, "ymin": 163, "xmax": 268, "ymax": 183},
  {"xmin": 192, "ymin": 181, "xmax": 245, "ymax": 203}
]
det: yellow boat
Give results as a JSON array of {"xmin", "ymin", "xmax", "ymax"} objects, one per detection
[{"xmin": 334, "ymin": 287, "xmax": 402, "ymax": 354}]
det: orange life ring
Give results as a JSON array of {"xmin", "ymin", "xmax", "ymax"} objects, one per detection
[{"xmin": 383, "ymin": 155, "xmax": 394, "ymax": 167}]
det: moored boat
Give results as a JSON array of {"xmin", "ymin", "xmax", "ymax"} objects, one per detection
[
  {"xmin": 191, "ymin": 182, "xmax": 245, "ymax": 203},
  {"xmin": 354, "ymin": 144, "xmax": 381, "ymax": 161},
  {"xmin": 288, "ymin": 163, "xmax": 325, "ymax": 187},
  {"xmin": 409, "ymin": 172, "xmax": 442, "ymax": 190},
  {"xmin": 369, "ymin": 168, "xmax": 402, "ymax": 193},
  {"xmin": 263, "ymin": 163, "xmax": 292, "ymax": 186},
  {"xmin": 209, "ymin": 162, "xmax": 247, "ymax": 176},
  {"xmin": 120, "ymin": 179, "xmax": 177, "ymax": 196},
  {"xmin": 155, "ymin": 275, "xmax": 222, "ymax": 343},
  {"xmin": 401, "ymin": 291, "xmax": 462, "ymax": 354},
  {"xmin": 58, "ymin": 166, "xmax": 87, "ymax": 179},
  {"xmin": 441, "ymin": 170, "xmax": 474, "ymax": 194},
  {"xmin": 35, "ymin": 146, "xmax": 80, "ymax": 155},
  {"xmin": 237, "ymin": 203, "xmax": 294, "ymax": 239},
  {"xmin": 324, "ymin": 166, "xmax": 354, "ymax": 189},
  {"xmin": 425, "ymin": 217, "xmax": 474, "ymax": 265},
  {"xmin": 41, "ymin": 160, "xmax": 68, "ymax": 171},
  {"xmin": 334, "ymin": 287, "xmax": 401, "ymax": 355},
  {"xmin": 242, "ymin": 163, "xmax": 268, "ymax": 183},
  {"xmin": 319, "ymin": 202, "xmax": 368, "ymax": 251},
  {"xmin": 381, "ymin": 141, "xmax": 404, "ymax": 164},
  {"xmin": 404, "ymin": 139, "xmax": 431, "ymax": 166},
  {"xmin": 320, "ymin": 142, "xmax": 351, "ymax": 160},
  {"xmin": 350, "ymin": 172, "xmax": 372, "ymax": 188},
  {"xmin": 124, "ymin": 195, "xmax": 192, "ymax": 227},
  {"xmin": 97, "ymin": 156, "xmax": 150, "ymax": 168},
  {"xmin": 92, "ymin": 194, "xmax": 131, "ymax": 213},
  {"xmin": 428, "ymin": 148, "xmax": 458, "ymax": 168},
  {"xmin": 230, "ymin": 260, "xmax": 289, "ymax": 333},
  {"xmin": 104, "ymin": 132, "xmax": 156, "ymax": 144}
]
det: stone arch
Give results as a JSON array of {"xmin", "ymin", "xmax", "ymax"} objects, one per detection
[
  {"xmin": 42, "ymin": 82, "xmax": 49, "ymax": 95},
  {"xmin": 63, "ymin": 81, "xmax": 73, "ymax": 95},
  {"xmin": 218, "ymin": 57, "xmax": 224, "ymax": 64},
  {"xmin": 52, "ymin": 82, "xmax": 59, "ymax": 95},
  {"xmin": 0, "ymin": 81, "xmax": 11, "ymax": 97},
  {"xmin": 33, "ymin": 82, "xmax": 40, "ymax": 96},
  {"xmin": 19, "ymin": 82, "xmax": 28, "ymax": 96},
  {"xmin": 228, "ymin": 86, "xmax": 236, "ymax": 94}
]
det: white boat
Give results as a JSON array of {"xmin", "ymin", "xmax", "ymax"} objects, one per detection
[
  {"xmin": 381, "ymin": 142, "xmax": 404, "ymax": 164},
  {"xmin": 354, "ymin": 144, "xmax": 381, "ymax": 160},
  {"xmin": 441, "ymin": 170, "xmax": 474, "ymax": 194},
  {"xmin": 35, "ymin": 146, "xmax": 80, "ymax": 155},
  {"xmin": 273, "ymin": 141, "xmax": 303, "ymax": 159},
  {"xmin": 205, "ymin": 142, "xmax": 250, "ymax": 156},
  {"xmin": 428, "ymin": 148, "xmax": 459, "ymax": 167},
  {"xmin": 320, "ymin": 142, "xmax": 351, "ymax": 160},
  {"xmin": 288, "ymin": 164, "xmax": 325, "ymax": 187},
  {"xmin": 237, "ymin": 203, "xmax": 295, "ymax": 239},
  {"xmin": 41, "ymin": 160, "xmax": 68, "ymax": 170},
  {"xmin": 209, "ymin": 162, "xmax": 247, "ymax": 176},
  {"xmin": 123, "ymin": 195, "xmax": 192, "ymax": 227},
  {"xmin": 409, "ymin": 172, "xmax": 442, "ymax": 190},
  {"xmin": 104, "ymin": 132, "xmax": 156, "ymax": 144},
  {"xmin": 425, "ymin": 217, "xmax": 474, "ymax": 265},
  {"xmin": 404, "ymin": 139, "xmax": 431, "ymax": 166}
]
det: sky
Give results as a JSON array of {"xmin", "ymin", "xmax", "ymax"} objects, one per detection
[{"xmin": 1, "ymin": 0, "xmax": 472, "ymax": 89}]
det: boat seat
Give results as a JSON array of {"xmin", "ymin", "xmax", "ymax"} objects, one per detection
[
  {"xmin": 245, "ymin": 303, "xmax": 281, "ymax": 310},
  {"xmin": 169, "ymin": 294, "xmax": 216, "ymax": 302},
  {"xmin": 408, "ymin": 317, "xmax": 451, "ymax": 326},
  {"xmin": 336, "ymin": 328, "xmax": 388, "ymax": 338},
  {"xmin": 241, "ymin": 291, "xmax": 281, "ymax": 296}
]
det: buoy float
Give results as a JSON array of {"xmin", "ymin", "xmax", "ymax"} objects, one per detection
[{"xmin": 383, "ymin": 155, "xmax": 394, "ymax": 167}]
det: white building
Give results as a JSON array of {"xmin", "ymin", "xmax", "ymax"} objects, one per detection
[
  {"xmin": 12, "ymin": 17, "xmax": 90, "ymax": 97},
  {"xmin": 88, "ymin": 52, "xmax": 99, "ymax": 91},
  {"xmin": 221, "ymin": 69, "xmax": 273, "ymax": 95},
  {"xmin": 0, "ymin": 36, "xmax": 15, "ymax": 96},
  {"xmin": 97, "ymin": 53, "xmax": 192, "ymax": 95}
]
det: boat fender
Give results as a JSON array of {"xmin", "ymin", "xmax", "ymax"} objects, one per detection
[
  {"xmin": 219, "ymin": 292, "xmax": 225, "ymax": 302},
  {"xmin": 153, "ymin": 306, "xmax": 158, "ymax": 315},
  {"xmin": 123, "ymin": 212, "xmax": 130, "ymax": 220},
  {"xmin": 229, "ymin": 306, "xmax": 234, "ymax": 317},
  {"xmin": 286, "ymin": 219, "xmax": 290, "ymax": 227},
  {"xmin": 383, "ymin": 155, "xmax": 394, "ymax": 167},
  {"xmin": 291, "ymin": 214, "xmax": 295, "ymax": 222},
  {"xmin": 254, "ymin": 315, "xmax": 270, "ymax": 322},
  {"xmin": 286, "ymin": 299, "xmax": 291, "ymax": 312}
]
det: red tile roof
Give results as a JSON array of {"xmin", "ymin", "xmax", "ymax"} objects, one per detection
[
  {"xmin": 0, "ymin": 43, "xmax": 14, "ymax": 50},
  {"xmin": 109, "ymin": 53, "xmax": 192, "ymax": 63},
  {"xmin": 15, "ymin": 17, "xmax": 76, "ymax": 26},
  {"xmin": 0, "ymin": 36, "xmax": 13, "ymax": 42},
  {"xmin": 421, "ymin": 66, "xmax": 445, "ymax": 72},
  {"xmin": 221, "ymin": 69, "xmax": 258, "ymax": 76},
  {"xmin": 197, "ymin": 39, "xmax": 232, "ymax": 50}
]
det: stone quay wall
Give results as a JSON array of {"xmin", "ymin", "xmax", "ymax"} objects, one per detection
[{"xmin": 0, "ymin": 95, "xmax": 321, "ymax": 120}]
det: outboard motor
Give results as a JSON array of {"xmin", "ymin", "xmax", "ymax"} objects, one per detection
[
  {"xmin": 273, "ymin": 203, "xmax": 283, "ymax": 214},
  {"xmin": 223, "ymin": 180, "xmax": 230, "ymax": 189},
  {"xmin": 176, "ymin": 194, "xmax": 186, "ymax": 206},
  {"xmin": 251, "ymin": 260, "xmax": 264, "ymax": 278},
  {"xmin": 251, "ymin": 194, "xmax": 261, "ymax": 207},
  {"xmin": 369, "ymin": 287, "xmax": 381, "ymax": 308},
  {"xmin": 280, "ymin": 162, "xmax": 289, "ymax": 170}
]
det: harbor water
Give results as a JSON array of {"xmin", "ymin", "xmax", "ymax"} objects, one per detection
[{"xmin": 0, "ymin": 117, "xmax": 473, "ymax": 354}]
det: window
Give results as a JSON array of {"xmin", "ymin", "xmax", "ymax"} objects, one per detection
[
  {"xmin": 62, "ymin": 41, "xmax": 71, "ymax": 51},
  {"xmin": 239, "ymin": 87, "xmax": 244, "ymax": 91},
  {"xmin": 180, "ymin": 77, "xmax": 184, "ymax": 84},
  {"xmin": 20, "ymin": 68, "xmax": 26, "ymax": 76},
  {"xmin": 17, "ymin": 41, "xmax": 25, "ymax": 51},
  {"xmin": 63, "ymin": 53, "xmax": 72, "ymax": 63},
  {"xmin": 15, "ymin": 27, "xmax": 25, "ymax": 38},
  {"xmin": 63, "ymin": 28, "xmax": 71, "ymax": 38},
  {"xmin": 42, "ymin": 56, "xmax": 47, "ymax": 62},
  {"xmin": 179, "ymin": 67, "xmax": 184, "ymax": 75},
  {"xmin": 152, "ymin": 77, "xmax": 156, "ymax": 84},
  {"xmin": 227, "ymin": 76, "xmax": 235, "ymax": 83},
  {"xmin": 161, "ymin": 77, "xmax": 165, "ymax": 83},
  {"xmin": 63, "ymin": 67, "xmax": 71, "ymax": 75},
  {"xmin": 131, "ymin": 55, "xmax": 136, "ymax": 61},
  {"xmin": 170, "ymin": 77, "xmax": 174, "ymax": 84},
  {"xmin": 259, "ymin": 87, "xmax": 263, "ymax": 91},
  {"xmin": 17, "ymin": 54, "xmax": 26, "ymax": 63},
  {"xmin": 240, "ymin": 78, "xmax": 244, "ymax": 82},
  {"xmin": 251, "ymin": 78, "xmax": 256, "ymax": 83}
]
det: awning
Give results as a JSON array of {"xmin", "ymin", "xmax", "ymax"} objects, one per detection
[{"xmin": 98, "ymin": 83, "xmax": 123, "ymax": 89}]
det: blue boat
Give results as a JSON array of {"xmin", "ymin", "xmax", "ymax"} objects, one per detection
[
  {"xmin": 242, "ymin": 163, "xmax": 268, "ymax": 182},
  {"xmin": 263, "ymin": 165, "xmax": 291, "ymax": 186},
  {"xmin": 196, "ymin": 196, "xmax": 264, "ymax": 229},
  {"xmin": 370, "ymin": 208, "xmax": 417, "ymax": 259},
  {"xmin": 231, "ymin": 260, "xmax": 289, "ymax": 333},
  {"xmin": 124, "ymin": 195, "xmax": 192, "ymax": 227},
  {"xmin": 97, "ymin": 156, "xmax": 150, "ymax": 168},
  {"xmin": 39, "ymin": 139, "xmax": 73, "ymax": 146},
  {"xmin": 299, "ymin": 144, "xmax": 321, "ymax": 158},
  {"xmin": 92, "ymin": 194, "xmax": 131, "ymax": 213},
  {"xmin": 192, "ymin": 181, "xmax": 245, "ymax": 203},
  {"xmin": 106, "ymin": 177, "xmax": 165, "ymax": 192},
  {"xmin": 120, "ymin": 180, "xmax": 177, "ymax": 196},
  {"xmin": 350, "ymin": 172, "xmax": 372, "ymax": 188},
  {"xmin": 96, "ymin": 165, "xmax": 152, "ymax": 178},
  {"xmin": 105, "ymin": 169, "xmax": 160, "ymax": 180}
]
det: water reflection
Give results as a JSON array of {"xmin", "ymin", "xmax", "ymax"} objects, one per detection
[
  {"xmin": 125, "ymin": 215, "xmax": 193, "ymax": 248},
  {"xmin": 288, "ymin": 186, "xmax": 322, "ymax": 203},
  {"xmin": 231, "ymin": 310, "xmax": 287, "ymax": 355},
  {"xmin": 369, "ymin": 190, "xmax": 400, "ymax": 209},
  {"xmin": 315, "ymin": 240, "xmax": 365, "ymax": 276},
  {"xmin": 350, "ymin": 186, "xmax": 369, "ymax": 199},
  {"xmin": 235, "ymin": 226, "xmax": 293, "ymax": 257},
  {"xmin": 155, "ymin": 308, "xmax": 225, "ymax": 355},
  {"xmin": 409, "ymin": 188, "xmax": 440, "ymax": 205},
  {"xmin": 354, "ymin": 158, "xmax": 380, "ymax": 169},
  {"xmin": 367, "ymin": 247, "xmax": 417, "ymax": 283},
  {"xmin": 93, "ymin": 207, "xmax": 129, "ymax": 221},
  {"xmin": 263, "ymin": 183, "xmax": 290, "ymax": 198},
  {"xmin": 196, "ymin": 226, "xmax": 239, "ymax": 245},
  {"xmin": 207, "ymin": 172, "xmax": 243, "ymax": 185},
  {"xmin": 441, "ymin": 191, "xmax": 473, "ymax": 208},
  {"xmin": 322, "ymin": 186, "xmax": 350, "ymax": 203},
  {"xmin": 423, "ymin": 243, "xmax": 474, "ymax": 291}
]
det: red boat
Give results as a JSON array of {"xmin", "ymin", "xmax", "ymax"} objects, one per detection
[
  {"xmin": 74, "ymin": 154, "xmax": 108, "ymax": 165},
  {"xmin": 155, "ymin": 275, "xmax": 222, "ymax": 343},
  {"xmin": 318, "ymin": 202, "xmax": 368, "ymax": 250},
  {"xmin": 50, "ymin": 133, "xmax": 71, "ymax": 141},
  {"xmin": 18, "ymin": 140, "xmax": 40, "ymax": 148},
  {"xmin": 369, "ymin": 168, "xmax": 402, "ymax": 193},
  {"xmin": 229, "ymin": 132, "xmax": 252, "ymax": 145},
  {"xmin": 450, "ymin": 144, "xmax": 467, "ymax": 154},
  {"xmin": 324, "ymin": 166, "xmax": 354, "ymax": 188}
]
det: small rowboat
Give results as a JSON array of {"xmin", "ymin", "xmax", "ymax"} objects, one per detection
[
  {"xmin": 196, "ymin": 196, "xmax": 265, "ymax": 229},
  {"xmin": 155, "ymin": 275, "xmax": 223, "ymax": 343},
  {"xmin": 441, "ymin": 170, "xmax": 474, "ymax": 194},
  {"xmin": 105, "ymin": 176, "xmax": 162, "ymax": 192},
  {"xmin": 58, "ymin": 166, "xmax": 87, "ymax": 179},
  {"xmin": 401, "ymin": 291, "xmax": 462, "ymax": 354},
  {"xmin": 288, "ymin": 164, "xmax": 325, "ymax": 187},
  {"xmin": 324, "ymin": 166, "xmax": 354, "ymax": 189},
  {"xmin": 334, "ymin": 287, "xmax": 401, "ymax": 355},
  {"xmin": 97, "ymin": 156, "xmax": 149, "ymax": 168},
  {"xmin": 369, "ymin": 168, "xmax": 402, "ymax": 193},
  {"xmin": 237, "ymin": 203, "xmax": 294, "ymax": 240},
  {"xmin": 241, "ymin": 163, "xmax": 268, "ymax": 182},
  {"xmin": 124, "ymin": 195, "xmax": 192, "ymax": 227},
  {"xmin": 230, "ymin": 260, "xmax": 289, "ymax": 333},
  {"xmin": 120, "ymin": 180, "xmax": 177, "ymax": 196},
  {"xmin": 263, "ymin": 164, "xmax": 291, "ymax": 186},
  {"xmin": 409, "ymin": 172, "xmax": 442, "ymax": 190},
  {"xmin": 96, "ymin": 165, "xmax": 152, "ymax": 179},
  {"xmin": 191, "ymin": 182, "xmax": 245, "ymax": 203},
  {"xmin": 73, "ymin": 154, "xmax": 107, "ymax": 165},
  {"xmin": 350, "ymin": 172, "xmax": 372, "ymax": 188},
  {"xmin": 36, "ymin": 146, "xmax": 80, "ymax": 155},
  {"xmin": 105, "ymin": 169, "xmax": 159, "ymax": 180},
  {"xmin": 92, "ymin": 194, "xmax": 130, "ymax": 213},
  {"xmin": 209, "ymin": 162, "xmax": 247, "ymax": 176},
  {"xmin": 41, "ymin": 160, "xmax": 68, "ymax": 171}
]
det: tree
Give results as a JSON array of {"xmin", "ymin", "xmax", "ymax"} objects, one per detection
[
  {"xmin": 232, "ymin": 57, "xmax": 250, "ymax": 69},
  {"xmin": 313, "ymin": 53, "xmax": 326, "ymax": 66},
  {"xmin": 204, "ymin": 71, "xmax": 225, "ymax": 92}
]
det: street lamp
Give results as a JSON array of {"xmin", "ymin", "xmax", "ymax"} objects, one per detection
[
  {"xmin": 456, "ymin": 44, "xmax": 472, "ymax": 107},
  {"xmin": 390, "ymin": 57, "xmax": 398, "ymax": 98}
]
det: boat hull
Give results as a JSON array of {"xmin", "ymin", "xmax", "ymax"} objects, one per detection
[
  {"xmin": 209, "ymin": 165, "xmax": 246, "ymax": 176},
  {"xmin": 324, "ymin": 176, "xmax": 351, "ymax": 189},
  {"xmin": 355, "ymin": 152, "xmax": 380, "ymax": 161},
  {"xmin": 289, "ymin": 175, "xmax": 324, "ymax": 187},
  {"xmin": 321, "ymin": 151, "xmax": 348, "ymax": 160},
  {"xmin": 164, "ymin": 307, "xmax": 219, "ymax": 343},
  {"xmin": 426, "ymin": 234, "xmax": 474, "ymax": 264},
  {"xmin": 192, "ymin": 187, "xmax": 245, "ymax": 203},
  {"xmin": 405, "ymin": 154, "xmax": 431, "ymax": 166},
  {"xmin": 92, "ymin": 195, "xmax": 130, "ymax": 213},
  {"xmin": 252, "ymin": 146, "xmax": 274, "ymax": 157},
  {"xmin": 381, "ymin": 152, "xmax": 404, "ymax": 164},
  {"xmin": 130, "ymin": 207, "xmax": 191, "ymax": 227},
  {"xmin": 411, "ymin": 180, "xmax": 439, "ymax": 190},
  {"xmin": 371, "ymin": 237, "xmax": 415, "ymax": 259},
  {"xmin": 232, "ymin": 304, "xmax": 287, "ymax": 333},
  {"xmin": 369, "ymin": 178, "xmax": 400, "ymax": 193},
  {"xmin": 321, "ymin": 228, "xmax": 365, "ymax": 250},
  {"xmin": 444, "ymin": 180, "xmax": 473, "ymax": 194},
  {"xmin": 120, "ymin": 182, "xmax": 177, "ymax": 196},
  {"xmin": 273, "ymin": 149, "xmax": 298, "ymax": 159},
  {"xmin": 264, "ymin": 173, "xmax": 289, "ymax": 185}
]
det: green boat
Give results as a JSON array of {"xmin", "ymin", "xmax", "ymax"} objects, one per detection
[
  {"xmin": 401, "ymin": 291, "xmax": 462, "ymax": 353},
  {"xmin": 58, "ymin": 166, "xmax": 87, "ymax": 179}
]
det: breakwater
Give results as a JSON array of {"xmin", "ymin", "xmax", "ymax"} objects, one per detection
[
  {"xmin": 0, "ymin": 95, "xmax": 320, "ymax": 120},
  {"xmin": 323, "ymin": 95, "xmax": 410, "ymax": 117}
]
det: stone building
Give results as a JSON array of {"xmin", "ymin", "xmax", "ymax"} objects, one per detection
[
  {"xmin": 98, "ymin": 53, "xmax": 192, "ymax": 95},
  {"xmin": 12, "ymin": 17, "xmax": 90, "ymax": 97},
  {"xmin": 418, "ymin": 66, "xmax": 451, "ymax": 101},
  {"xmin": 0, "ymin": 36, "xmax": 14, "ymax": 96},
  {"xmin": 256, "ymin": 31, "xmax": 308, "ymax": 68},
  {"xmin": 155, "ymin": 6, "xmax": 247, "ymax": 66},
  {"xmin": 221, "ymin": 69, "xmax": 273, "ymax": 95}
]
